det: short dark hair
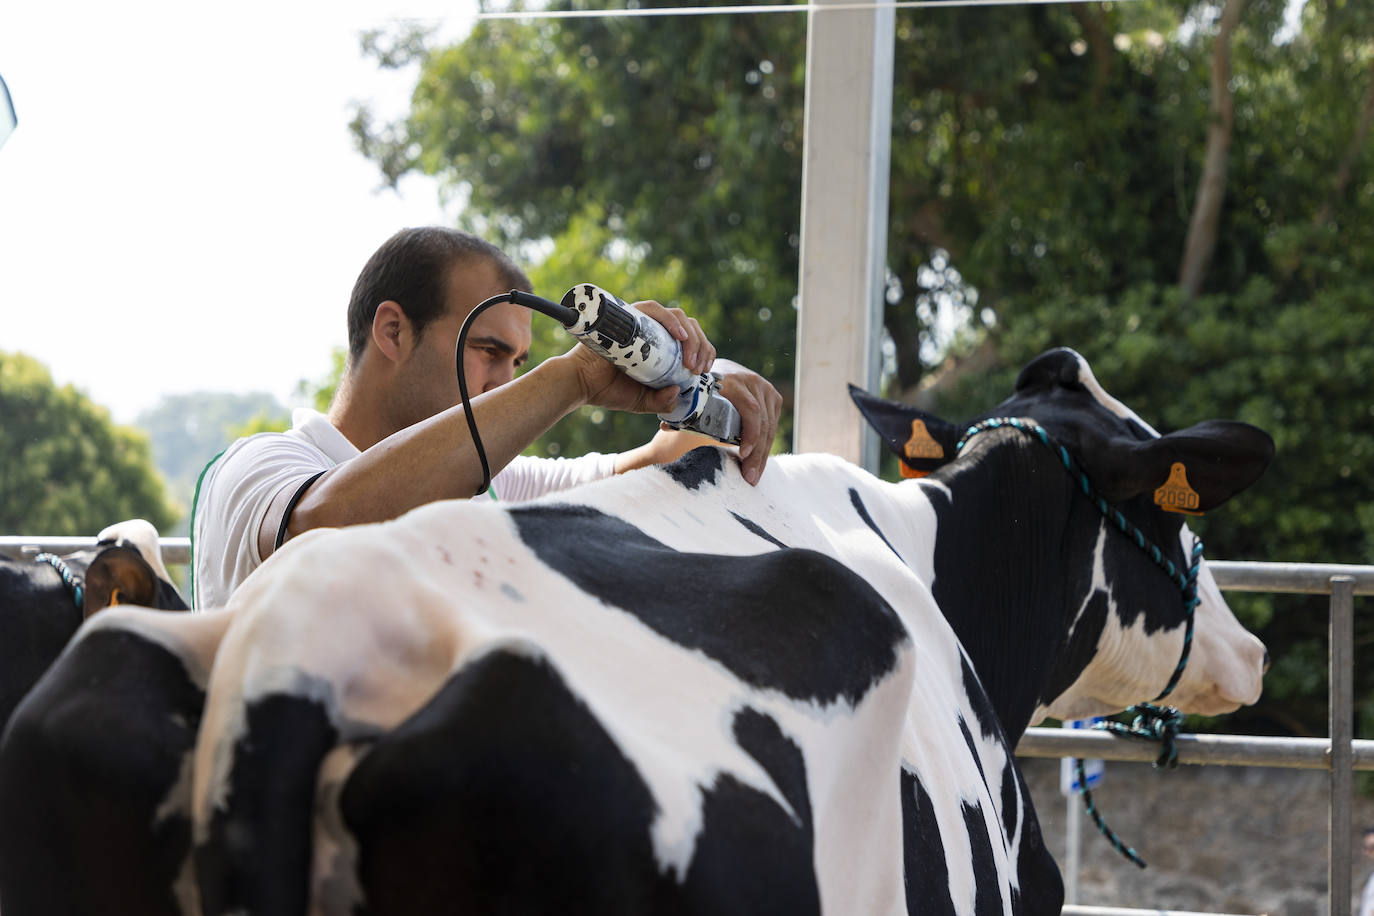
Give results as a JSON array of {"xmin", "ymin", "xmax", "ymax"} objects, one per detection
[{"xmin": 345, "ymin": 226, "xmax": 531, "ymax": 364}]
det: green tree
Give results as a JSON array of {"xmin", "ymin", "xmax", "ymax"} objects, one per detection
[
  {"xmin": 522, "ymin": 204, "xmax": 728, "ymax": 459},
  {"xmin": 352, "ymin": 3, "xmax": 806, "ymax": 429},
  {"xmin": 1, "ymin": 351, "xmax": 177, "ymax": 536},
  {"xmin": 354, "ymin": 0, "xmax": 1374, "ymax": 739},
  {"xmin": 136, "ymin": 391, "xmax": 287, "ymax": 533}
]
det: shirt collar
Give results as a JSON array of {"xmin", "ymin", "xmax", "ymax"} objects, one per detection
[{"xmin": 290, "ymin": 407, "xmax": 360, "ymax": 466}]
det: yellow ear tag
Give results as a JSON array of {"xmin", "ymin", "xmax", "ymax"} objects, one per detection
[
  {"xmin": 108, "ymin": 587, "xmax": 122, "ymax": 606},
  {"xmin": 903, "ymin": 419, "xmax": 945, "ymax": 461},
  {"xmin": 1154, "ymin": 462, "xmax": 1203, "ymax": 515}
]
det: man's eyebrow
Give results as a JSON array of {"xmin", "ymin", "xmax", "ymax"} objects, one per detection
[{"xmin": 467, "ymin": 335, "xmax": 530, "ymax": 363}]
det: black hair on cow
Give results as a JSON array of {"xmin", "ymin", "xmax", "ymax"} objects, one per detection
[{"xmin": 345, "ymin": 226, "xmax": 532, "ymax": 365}]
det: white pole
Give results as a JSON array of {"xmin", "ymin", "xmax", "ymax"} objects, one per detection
[{"xmin": 792, "ymin": 0, "xmax": 894, "ymax": 469}]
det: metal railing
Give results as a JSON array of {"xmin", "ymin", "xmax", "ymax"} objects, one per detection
[
  {"xmin": 1019, "ymin": 561, "xmax": 1373, "ymax": 916},
  {"xmin": 3, "ymin": 539, "xmax": 1369, "ymax": 914},
  {"xmin": 0, "ymin": 536, "xmax": 191, "ymax": 565}
]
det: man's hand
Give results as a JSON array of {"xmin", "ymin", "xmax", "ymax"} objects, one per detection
[
  {"xmin": 564, "ymin": 300, "xmax": 714, "ymax": 413},
  {"xmin": 710, "ymin": 358, "xmax": 782, "ymax": 485},
  {"xmin": 561, "ymin": 300, "xmax": 781, "ymax": 483}
]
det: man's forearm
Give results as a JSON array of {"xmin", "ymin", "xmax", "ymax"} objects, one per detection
[{"xmin": 283, "ymin": 356, "xmax": 586, "ymax": 539}]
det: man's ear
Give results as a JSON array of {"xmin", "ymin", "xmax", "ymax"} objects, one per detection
[{"xmin": 371, "ymin": 301, "xmax": 411, "ymax": 364}]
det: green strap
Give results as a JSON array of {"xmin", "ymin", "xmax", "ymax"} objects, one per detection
[{"xmin": 187, "ymin": 448, "xmax": 227, "ymax": 611}]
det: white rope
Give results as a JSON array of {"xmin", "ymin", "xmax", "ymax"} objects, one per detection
[{"xmin": 478, "ymin": 0, "xmax": 1140, "ymax": 21}]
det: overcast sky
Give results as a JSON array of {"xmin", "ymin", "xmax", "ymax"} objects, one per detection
[{"xmin": 1, "ymin": 1, "xmax": 476, "ymax": 422}]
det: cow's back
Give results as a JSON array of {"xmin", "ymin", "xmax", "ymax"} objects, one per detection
[{"xmin": 186, "ymin": 448, "xmax": 1059, "ymax": 914}]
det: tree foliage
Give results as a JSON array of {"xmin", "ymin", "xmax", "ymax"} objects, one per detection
[
  {"xmin": 1, "ymin": 351, "xmax": 177, "ymax": 536},
  {"xmin": 136, "ymin": 391, "xmax": 287, "ymax": 533},
  {"xmin": 352, "ymin": 1, "xmax": 806, "ymax": 425},
  {"xmin": 354, "ymin": 0, "xmax": 1374, "ymax": 738}
]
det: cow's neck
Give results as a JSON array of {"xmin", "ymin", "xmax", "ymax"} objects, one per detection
[{"xmin": 922, "ymin": 434, "xmax": 1082, "ymax": 743}]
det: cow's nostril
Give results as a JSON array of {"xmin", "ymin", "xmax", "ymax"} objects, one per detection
[{"xmin": 1262, "ymin": 648, "xmax": 1270, "ymax": 673}]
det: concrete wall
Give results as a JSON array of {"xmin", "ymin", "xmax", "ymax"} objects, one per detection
[{"xmin": 1019, "ymin": 757, "xmax": 1374, "ymax": 915}]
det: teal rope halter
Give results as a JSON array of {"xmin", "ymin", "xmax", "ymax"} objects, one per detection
[
  {"xmin": 34, "ymin": 552, "xmax": 84, "ymax": 611},
  {"xmin": 957, "ymin": 417, "xmax": 1204, "ymax": 868}
]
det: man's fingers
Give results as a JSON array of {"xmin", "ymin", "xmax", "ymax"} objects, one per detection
[
  {"xmin": 633, "ymin": 300, "xmax": 686, "ymax": 340},
  {"xmin": 682, "ymin": 316, "xmax": 711, "ymax": 374},
  {"xmin": 633, "ymin": 300, "xmax": 717, "ymax": 375},
  {"xmin": 729, "ymin": 386, "xmax": 763, "ymax": 483},
  {"xmin": 740, "ymin": 378, "xmax": 782, "ymax": 485}
]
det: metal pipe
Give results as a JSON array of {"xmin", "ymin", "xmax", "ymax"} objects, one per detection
[
  {"xmin": 1330, "ymin": 575, "xmax": 1355, "ymax": 916},
  {"xmin": 0, "ymin": 536, "xmax": 191, "ymax": 565},
  {"xmin": 1062, "ymin": 908, "xmax": 1263, "ymax": 916},
  {"xmin": 1208, "ymin": 561, "xmax": 1374, "ymax": 595},
  {"xmin": 1016, "ymin": 729, "xmax": 1374, "ymax": 771}
]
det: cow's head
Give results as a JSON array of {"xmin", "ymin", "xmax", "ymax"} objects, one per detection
[
  {"xmin": 34, "ymin": 520, "xmax": 188, "ymax": 618},
  {"xmin": 852, "ymin": 348, "xmax": 1273, "ymax": 730},
  {"xmin": 83, "ymin": 519, "xmax": 187, "ymax": 616}
]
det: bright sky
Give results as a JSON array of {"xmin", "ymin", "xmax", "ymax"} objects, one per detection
[{"xmin": 1, "ymin": 1, "xmax": 477, "ymax": 422}]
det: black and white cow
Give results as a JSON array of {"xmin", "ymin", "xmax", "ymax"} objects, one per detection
[
  {"xmin": 0, "ymin": 349, "xmax": 1273, "ymax": 916},
  {"xmin": 0, "ymin": 519, "xmax": 187, "ymax": 733}
]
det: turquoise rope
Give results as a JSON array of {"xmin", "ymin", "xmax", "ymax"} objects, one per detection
[
  {"xmin": 957, "ymin": 417, "xmax": 1203, "ymax": 869},
  {"xmin": 34, "ymin": 552, "xmax": 84, "ymax": 611}
]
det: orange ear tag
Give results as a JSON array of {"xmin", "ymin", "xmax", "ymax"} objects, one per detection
[
  {"xmin": 899, "ymin": 419, "xmax": 944, "ymax": 479},
  {"xmin": 1154, "ymin": 462, "xmax": 1203, "ymax": 516},
  {"xmin": 903, "ymin": 419, "xmax": 945, "ymax": 460},
  {"xmin": 899, "ymin": 463, "xmax": 931, "ymax": 479}
]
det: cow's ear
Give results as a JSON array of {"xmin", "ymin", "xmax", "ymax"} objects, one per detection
[
  {"xmin": 848, "ymin": 384, "xmax": 960, "ymax": 477},
  {"xmin": 1091, "ymin": 420, "xmax": 1275, "ymax": 513},
  {"xmin": 82, "ymin": 545, "xmax": 160, "ymax": 617}
]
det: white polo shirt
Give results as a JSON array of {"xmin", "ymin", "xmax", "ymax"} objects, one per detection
[{"xmin": 191, "ymin": 408, "xmax": 616, "ymax": 609}]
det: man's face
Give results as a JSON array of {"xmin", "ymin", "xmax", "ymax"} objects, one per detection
[
  {"xmin": 457, "ymin": 296, "xmax": 534, "ymax": 396},
  {"xmin": 392, "ymin": 257, "xmax": 533, "ymax": 430},
  {"xmin": 1364, "ymin": 832, "xmax": 1374, "ymax": 860}
]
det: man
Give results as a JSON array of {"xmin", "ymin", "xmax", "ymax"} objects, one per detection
[{"xmin": 192, "ymin": 227, "xmax": 782, "ymax": 609}]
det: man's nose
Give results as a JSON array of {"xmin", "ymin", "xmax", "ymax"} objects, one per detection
[{"xmin": 483, "ymin": 369, "xmax": 514, "ymax": 393}]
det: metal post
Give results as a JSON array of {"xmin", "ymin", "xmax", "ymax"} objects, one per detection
[
  {"xmin": 1066, "ymin": 792, "xmax": 1082, "ymax": 904},
  {"xmin": 1331, "ymin": 575, "xmax": 1355, "ymax": 916},
  {"xmin": 793, "ymin": 0, "xmax": 894, "ymax": 470}
]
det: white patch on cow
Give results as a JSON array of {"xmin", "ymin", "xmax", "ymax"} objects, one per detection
[
  {"xmin": 311, "ymin": 744, "xmax": 369, "ymax": 916},
  {"xmin": 192, "ymin": 524, "xmax": 477, "ymax": 838},
  {"xmin": 1063, "ymin": 523, "xmax": 1112, "ymax": 648},
  {"xmin": 154, "ymin": 747, "xmax": 195, "ymax": 826},
  {"xmin": 1036, "ymin": 525, "xmax": 1267, "ymax": 722},
  {"xmin": 1173, "ymin": 539, "xmax": 1266, "ymax": 712},
  {"xmin": 98, "ymin": 518, "xmax": 174, "ymax": 585},
  {"xmin": 898, "ymin": 640, "xmax": 1020, "ymax": 914},
  {"xmin": 1069, "ymin": 350, "xmax": 1162, "ymax": 439}
]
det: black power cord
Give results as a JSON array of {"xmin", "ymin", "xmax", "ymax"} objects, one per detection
[{"xmin": 456, "ymin": 289, "xmax": 577, "ymax": 496}]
